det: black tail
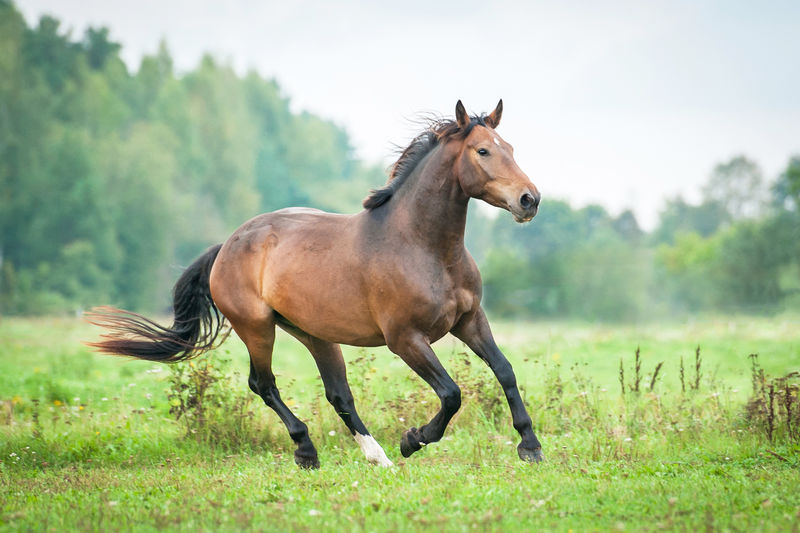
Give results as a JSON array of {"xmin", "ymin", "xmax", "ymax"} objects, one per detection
[{"xmin": 86, "ymin": 244, "xmax": 229, "ymax": 362}]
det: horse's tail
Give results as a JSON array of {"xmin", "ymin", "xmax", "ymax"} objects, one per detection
[{"xmin": 85, "ymin": 244, "xmax": 229, "ymax": 362}]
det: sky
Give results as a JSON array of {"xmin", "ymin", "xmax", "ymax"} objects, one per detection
[{"xmin": 16, "ymin": 0, "xmax": 800, "ymax": 228}]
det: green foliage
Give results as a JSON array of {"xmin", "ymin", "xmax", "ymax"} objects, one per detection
[
  {"xmin": 656, "ymin": 232, "xmax": 722, "ymax": 311},
  {"xmin": 651, "ymin": 196, "xmax": 729, "ymax": 245},
  {"xmin": 0, "ymin": 5, "xmax": 384, "ymax": 315},
  {"xmin": 482, "ymin": 201, "xmax": 651, "ymax": 321},
  {"xmin": 772, "ymin": 156, "xmax": 800, "ymax": 212},
  {"xmin": 1, "ymin": 5, "xmax": 798, "ymax": 320}
]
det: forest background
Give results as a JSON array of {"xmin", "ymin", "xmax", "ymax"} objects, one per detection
[{"xmin": 2, "ymin": 1, "xmax": 799, "ymax": 321}]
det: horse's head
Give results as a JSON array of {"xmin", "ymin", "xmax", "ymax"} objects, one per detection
[{"xmin": 453, "ymin": 100, "xmax": 540, "ymax": 223}]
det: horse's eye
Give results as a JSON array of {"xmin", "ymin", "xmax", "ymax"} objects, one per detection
[{"xmin": 477, "ymin": 148, "xmax": 489, "ymax": 156}]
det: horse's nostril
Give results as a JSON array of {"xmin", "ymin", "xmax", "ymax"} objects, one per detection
[{"xmin": 520, "ymin": 193, "xmax": 534, "ymax": 210}]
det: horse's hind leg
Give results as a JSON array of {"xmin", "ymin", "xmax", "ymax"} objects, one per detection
[
  {"xmin": 234, "ymin": 316, "xmax": 319, "ymax": 469},
  {"xmin": 280, "ymin": 324, "xmax": 393, "ymax": 466}
]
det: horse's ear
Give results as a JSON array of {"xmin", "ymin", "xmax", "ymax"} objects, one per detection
[
  {"xmin": 485, "ymin": 99, "xmax": 503, "ymax": 129},
  {"xmin": 455, "ymin": 100, "xmax": 470, "ymax": 128}
]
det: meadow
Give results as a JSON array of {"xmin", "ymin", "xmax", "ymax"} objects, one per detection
[{"xmin": 1, "ymin": 315, "xmax": 799, "ymax": 532}]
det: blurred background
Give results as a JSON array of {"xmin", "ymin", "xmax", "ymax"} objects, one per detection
[{"xmin": 1, "ymin": 0, "xmax": 799, "ymax": 319}]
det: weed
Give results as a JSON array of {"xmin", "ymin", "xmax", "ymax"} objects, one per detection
[
  {"xmin": 166, "ymin": 354, "xmax": 269, "ymax": 450},
  {"xmin": 745, "ymin": 354, "xmax": 799, "ymax": 443},
  {"xmin": 632, "ymin": 347, "xmax": 642, "ymax": 393},
  {"xmin": 691, "ymin": 346, "xmax": 702, "ymax": 391},
  {"xmin": 649, "ymin": 362, "xmax": 664, "ymax": 392},
  {"xmin": 620, "ymin": 347, "xmax": 663, "ymax": 394},
  {"xmin": 680, "ymin": 356, "xmax": 685, "ymax": 393}
]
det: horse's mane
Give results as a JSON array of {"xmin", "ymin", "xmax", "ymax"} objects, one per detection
[{"xmin": 362, "ymin": 114, "xmax": 488, "ymax": 210}]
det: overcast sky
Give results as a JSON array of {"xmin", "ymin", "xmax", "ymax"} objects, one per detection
[{"xmin": 16, "ymin": 0, "xmax": 800, "ymax": 227}]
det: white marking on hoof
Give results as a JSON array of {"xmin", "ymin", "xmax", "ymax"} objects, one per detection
[{"xmin": 354, "ymin": 433, "xmax": 393, "ymax": 467}]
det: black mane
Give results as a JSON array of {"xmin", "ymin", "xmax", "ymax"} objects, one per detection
[{"xmin": 362, "ymin": 115, "xmax": 487, "ymax": 210}]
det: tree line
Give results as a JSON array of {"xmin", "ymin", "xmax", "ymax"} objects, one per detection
[
  {"xmin": 0, "ymin": 2, "xmax": 383, "ymax": 314},
  {"xmin": 476, "ymin": 155, "xmax": 800, "ymax": 320},
  {"xmin": 1, "ymin": 3, "xmax": 798, "ymax": 320}
]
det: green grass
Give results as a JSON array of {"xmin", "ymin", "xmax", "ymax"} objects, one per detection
[{"xmin": 1, "ymin": 315, "xmax": 799, "ymax": 531}]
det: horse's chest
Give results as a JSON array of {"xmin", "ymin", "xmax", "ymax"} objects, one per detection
[
  {"xmin": 416, "ymin": 281, "xmax": 475, "ymax": 341},
  {"xmin": 370, "ymin": 252, "xmax": 479, "ymax": 342}
]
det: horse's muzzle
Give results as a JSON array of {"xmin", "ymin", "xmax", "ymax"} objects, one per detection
[{"xmin": 514, "ymin": 191, "xmax": 540, "ymax": 223}]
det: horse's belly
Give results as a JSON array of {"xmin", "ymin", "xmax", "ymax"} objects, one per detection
[
  {"xmin": 264, "ymin": 260, "xmax": 384, "ymax": 346},
  {"xmin": 275, "ymin": 300, "xmax": 386, "ymax": 347}
]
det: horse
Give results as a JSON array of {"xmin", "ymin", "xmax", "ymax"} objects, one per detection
[{"xmin": 87, "ymin": 100, "xmax": 543, "ymax": 468}]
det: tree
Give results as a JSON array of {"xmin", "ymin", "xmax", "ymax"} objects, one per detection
[
  {"xmin": 703, "ymin": 155, "xmax": 768, "ymax": 219},
  {"xmin": 651, "ymin": 196, "xmax": 729, "ymax": 244},
  {"xmin": 772, "ymin": 156, "xmax": 800, "ymax": 211},
  {"xmin": 612, "ymin": 209, "xmax": 643, "ymax": 243},
  {"xmin": 83, "ymin": 27, "xmax": 120, "ymax": 70}
]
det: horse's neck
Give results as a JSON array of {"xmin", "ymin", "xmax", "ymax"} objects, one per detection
[{"xmin": 387, "ymin": 146, "xmax": 469, "ymax": 258}]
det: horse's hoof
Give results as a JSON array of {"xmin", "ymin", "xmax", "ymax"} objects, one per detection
[
  {"xmin": 518, "ymin": 445, "xmax": 543, "ymax": 463},
  {"xmin": 294, "ymin": 450, "xmax": 320, "ymax": 469},
  {"xmin": 400, "ymin": 427, "xmax": 423, "ymax": 458}
]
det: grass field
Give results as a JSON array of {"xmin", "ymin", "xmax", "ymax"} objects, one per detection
[{"xmin": 1, "ymin": 315, "xmax": 799, "ymax": 531}]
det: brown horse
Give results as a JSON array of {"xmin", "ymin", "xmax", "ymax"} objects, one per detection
[{"xmin": 88, "ymin": 100, "xmax": 543, "ymax": 468}]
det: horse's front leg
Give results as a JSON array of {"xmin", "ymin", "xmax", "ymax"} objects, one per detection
[
  {"xmin": 452, "ymin": 308, "xmax": 543, "ymax": 462},
  {"xmin": 385, "ymin": 332, "xmax": 461, "ymax": 458}
]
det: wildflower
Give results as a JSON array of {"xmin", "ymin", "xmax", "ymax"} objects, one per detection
[
  {"xmin": 79, "ymin": 406, "xmax": 84, "ymax": 411},
  {"xmin": 53, "ymin": 400, "xmax": 62, "ymax": 406},
  {"xmin": 552, "ymin": 352, "xmax": 561, "ymax": 362},
  {"xmin": 328, "ymin": 430, "xmax": 336, "ymax": 436},
  {"xmin": 308, "ymin": 509, "xmax": 322, "ymax": 516}
]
